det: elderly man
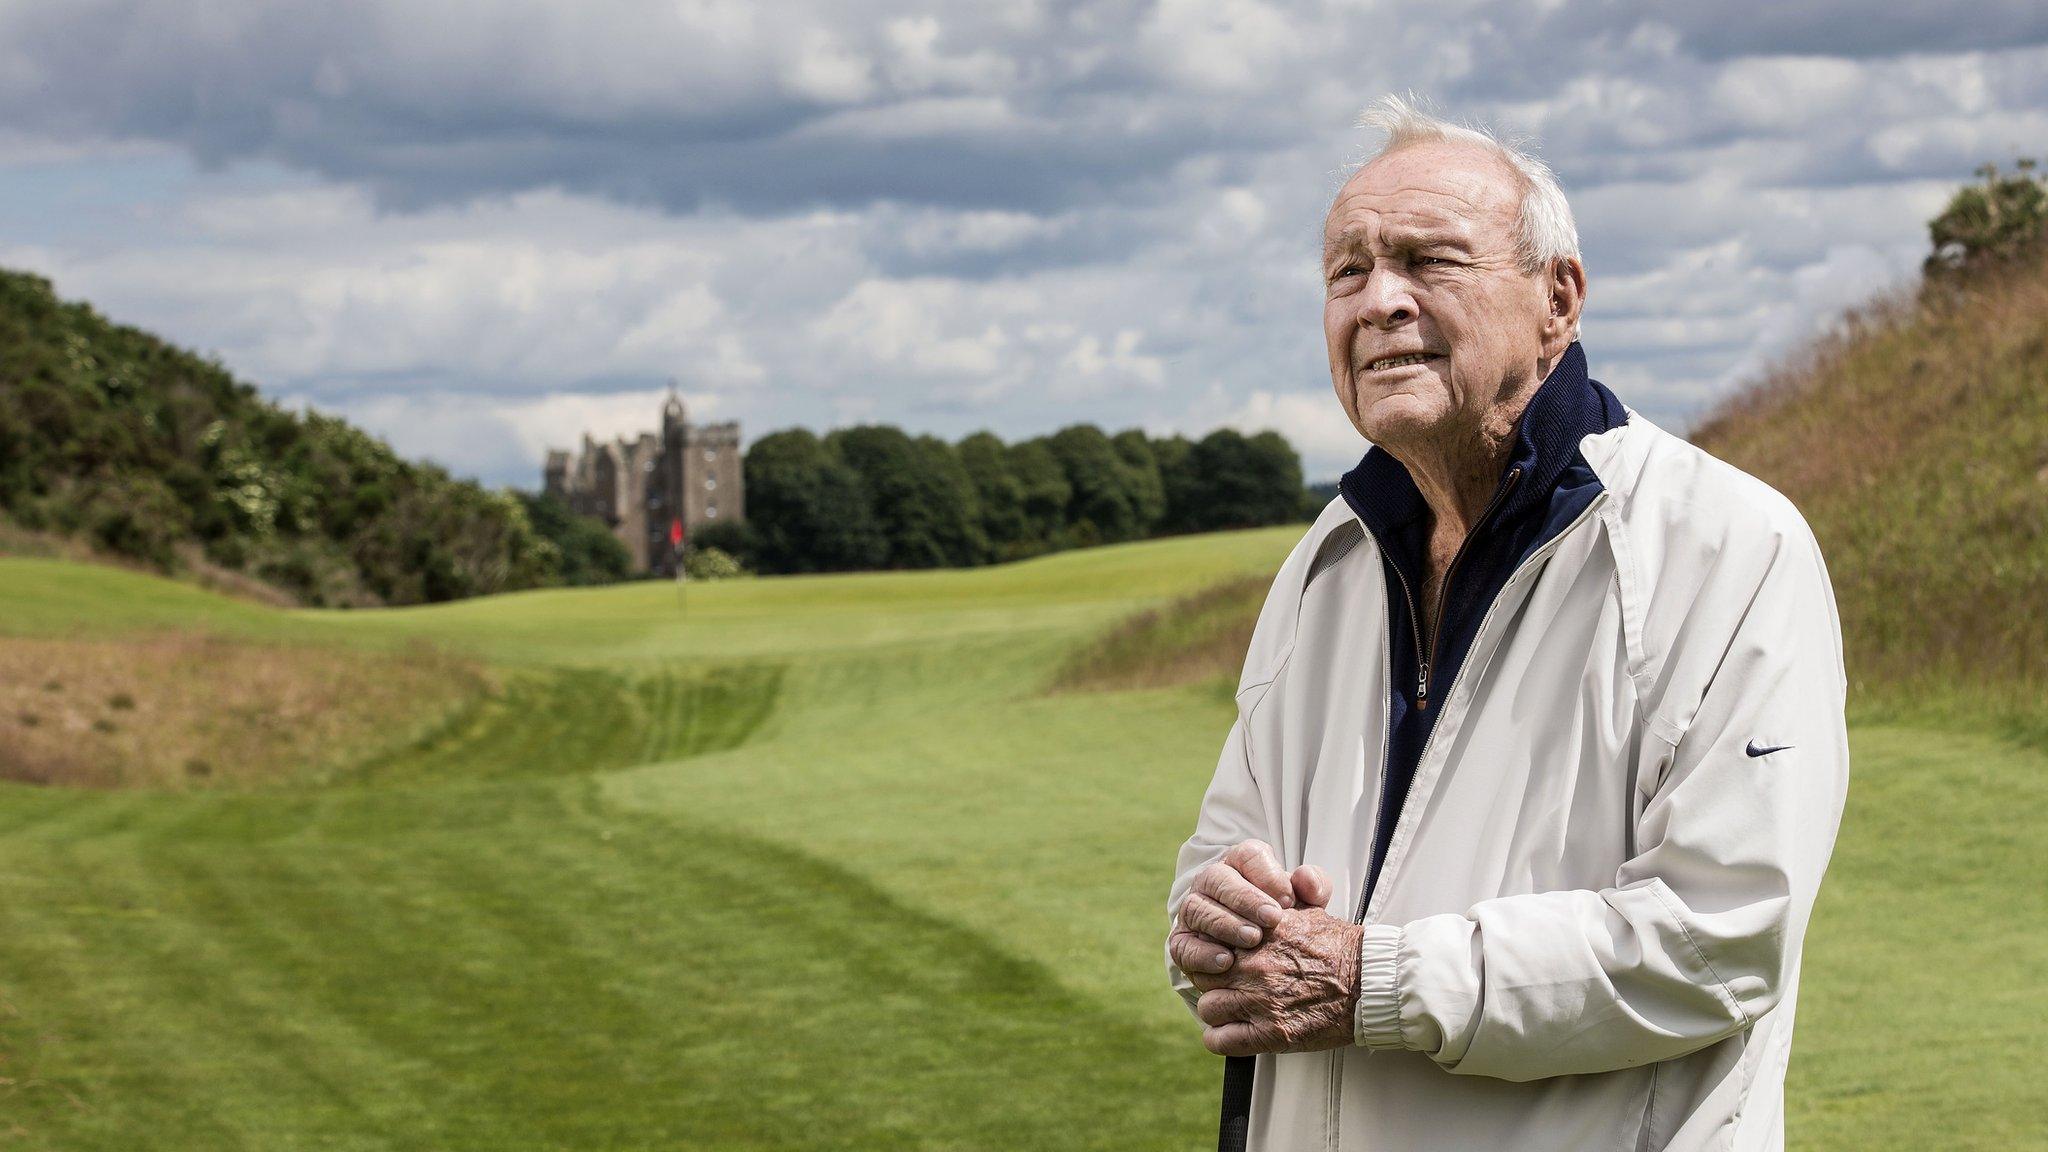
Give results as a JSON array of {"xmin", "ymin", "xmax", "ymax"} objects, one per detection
[{"xmin": 1165, "ymin": 96, "xmax": 1850, "ymax": 1152}]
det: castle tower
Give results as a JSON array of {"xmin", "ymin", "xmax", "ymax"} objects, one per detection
[{"xmin": 542, "ymin": 383, "xmax": 743, "ymax": 577}]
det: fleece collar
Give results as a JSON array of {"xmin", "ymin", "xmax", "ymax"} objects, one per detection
[{"xmin": 1339, "ymin": 341, "xmax": 1622, "ymax": 546}]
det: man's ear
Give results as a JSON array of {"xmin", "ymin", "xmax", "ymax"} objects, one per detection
[{"xmin": 1543, "ymin": 257, "xmax": 1587, "ymax": 354}]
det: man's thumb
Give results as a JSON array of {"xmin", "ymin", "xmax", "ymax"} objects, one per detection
[{"xmin": 1290, "ymin": 865, "xmax": 1333, "ymax": 909}]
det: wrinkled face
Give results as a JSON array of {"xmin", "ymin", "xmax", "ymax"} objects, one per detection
[{"xmin": 1322, "ymin": 140, "xmax": 1558, "ymax": 451}]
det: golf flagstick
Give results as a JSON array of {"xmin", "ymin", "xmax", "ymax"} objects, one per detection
[{"xmin": 672, "ymin": 516, "xmax": 686, "ymax": 617}]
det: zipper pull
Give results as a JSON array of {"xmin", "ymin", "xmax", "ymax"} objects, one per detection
[{"xmin": 1417, "ymin": 661, "xmax": 1430, "ymax": 709}]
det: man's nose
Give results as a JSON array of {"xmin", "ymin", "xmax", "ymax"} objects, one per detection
[{"xmin": 1358, "ymin": 266, "xmax": 1417, "ymax": 330}]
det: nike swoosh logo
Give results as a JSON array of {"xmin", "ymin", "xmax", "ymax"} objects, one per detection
[{"xmin": 1745, "ymin": 740, "xmax": 1793, "ymax": 758}]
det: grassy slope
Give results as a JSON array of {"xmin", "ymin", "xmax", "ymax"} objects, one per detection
[
  {"xmin": 0, "ymin": 520, "xmax": 2043, "ymax": 1149},
  {"xmin": 1688, "ymin": 252, "xmax": 2048, "ymax": 738}
]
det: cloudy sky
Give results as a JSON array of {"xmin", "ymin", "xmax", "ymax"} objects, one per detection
[{"xmin": 3, "ymin": 1, "xmax": 2045, "ymax": 486}]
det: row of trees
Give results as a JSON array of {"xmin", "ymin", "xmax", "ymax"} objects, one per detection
[{"xmin": 694, "ymin": 422, "xmax": 1310, "ymax": 574}]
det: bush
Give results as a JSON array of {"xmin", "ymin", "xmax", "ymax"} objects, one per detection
[
  {"xmin": 1925, "ymin": 158, "xmax": 2048, "ymax": 277},
  {"xmin": 683, "ymin": 546, "xmax": 749, "ymax": 581},
  {"xmin": 82, "ymin": 475, "xmax": 188, "ymax": 569},
  {"xmin": 691, "ymin": 521, "xmax": 758, "ymax": 566},
  {"xmin": 515, "ymin": 491, "xmax": 631, "ymax": 587}
]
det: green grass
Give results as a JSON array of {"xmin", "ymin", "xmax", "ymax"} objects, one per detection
[
  {"xmin": 0, "ymin": 531, "xmax": 2042, "ymax": 1150},
  {"xmin": 1787, "ymin": 726, "xmax": 2048, "ymax": 1147}
]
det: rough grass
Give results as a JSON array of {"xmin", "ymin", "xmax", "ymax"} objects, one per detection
[
  {"xmin": 0, "ymin": 634, "xmax": 485, "ymax": 789},
  {"xmin": 1689, "ymin": 248, "xmax": 2048, "ymax": 713},
  {"xmin": 0, "ymin": 523, "xmax": 2042, "ymax": 1150},
  {"xmin": 1050, "ymin": 574, "xmax": 1266, "ymax": 694},
  {"xmin": 0, "ymin": 631, "xmax": 782, "ymax": 793}
]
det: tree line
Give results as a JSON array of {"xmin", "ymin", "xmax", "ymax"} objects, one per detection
[{"xmin": 693, "ymin": 422, "xmax": 1312, "ymax": 574}]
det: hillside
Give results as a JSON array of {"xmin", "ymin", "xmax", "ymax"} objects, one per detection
[
  {"xmin": 0, "ymin": 268, "xmax": 559, "ymax": 606},
  {"xmin": 1689, "ymin": 245, "xmax": 2048, "ymax": 730}
]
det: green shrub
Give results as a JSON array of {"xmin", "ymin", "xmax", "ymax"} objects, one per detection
[
  {"xmin": 1925, "ymin": 158, "xmax": 2048, "ymax": 276},
  {"xmin": 683, "ymin": 546, "xmax": 749, "ymax": 581}
]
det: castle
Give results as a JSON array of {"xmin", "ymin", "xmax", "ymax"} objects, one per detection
[{"xmin": 543, "ymin": 385, "xmax": 743, "ymax": 576}]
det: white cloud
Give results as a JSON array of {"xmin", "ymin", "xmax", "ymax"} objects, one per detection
[
  {"xmin": 812, "ymin": 279, "xmax": 1016, "ymax": 376},
  {"xmin": 1711, "ymin": 242, "xmax": 1924, "ymax": 396},
  {"xmin": 1140, "ymin": 0, "xmax": 1303, "ymax": 93},
  {"xmin": 882, "ymin": 16, "xmax": 1018, "ymax": 92},
  {"xmin": 783, "ymin": 27, "xmax": 876, "ymax": 104},
  {"xmin": 1059, "ymin": 330, "xmax": 1165, "ymax": 391}
]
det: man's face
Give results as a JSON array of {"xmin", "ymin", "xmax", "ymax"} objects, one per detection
[{"xmin": 1322, "ymin": 140, "xmax": 1560, "ymax": 450}]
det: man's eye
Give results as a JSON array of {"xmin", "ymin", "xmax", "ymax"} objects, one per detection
[
  {"xmin": 1416, "ymin": 255, "xmax": 1448, "ymax": 266},
  {"xmin": 1335, "ymin": 266, "xmax": 1363, "ymax": 278}
]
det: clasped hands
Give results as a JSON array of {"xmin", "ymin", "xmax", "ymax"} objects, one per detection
[{"xmin": 1169, "ymin": 840, "xmax": 1363, "ymax": 1057}]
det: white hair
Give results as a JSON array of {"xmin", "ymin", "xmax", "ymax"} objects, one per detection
[{"xmin": 1352, "ymin": 94, "xmax": 1582, "ymax": 336}]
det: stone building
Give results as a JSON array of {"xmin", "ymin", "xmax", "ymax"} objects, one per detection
[{"xmin": 542, "ymin": 385, "xmax": 743, "ymax": 576}]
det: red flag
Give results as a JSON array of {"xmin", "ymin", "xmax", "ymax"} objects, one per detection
[{"xmin": 669, "ymin": 517, "xmax": 684, "ymax": 547}]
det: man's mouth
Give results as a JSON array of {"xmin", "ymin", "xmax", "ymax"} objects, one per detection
[{"xmin": 1366, "ymin": 353, "xmax": 1441, "ymax": 372}]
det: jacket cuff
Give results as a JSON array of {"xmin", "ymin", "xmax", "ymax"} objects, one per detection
[{"xmin": 1355, "ymin": 924, "xmax": 1406, "ymax": 1049}]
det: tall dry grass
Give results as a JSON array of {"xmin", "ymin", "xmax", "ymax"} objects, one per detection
[
  {"xmin": 0, "ymin": 633, "xmax": 487, "ymax": 789},
  {"xmin": 1051, "ymin": 575, "xmax": 1267, "ymax": 694},
  {"xmin": 1690, "ymin": 246, "xmax": 2048, "ymax": 729}
]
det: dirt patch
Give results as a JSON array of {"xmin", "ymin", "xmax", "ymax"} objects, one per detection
[
  {"xmin": 1050, "ymin": 575, "xmax": 1266, "ymax": 694},
  {"xmin": 0, "ymin": 633, "xmax": 487, "ymax": 789}
]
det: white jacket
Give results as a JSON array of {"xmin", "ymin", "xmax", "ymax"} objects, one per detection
[{"xmin": 1167, "ymin": 404, "xmax": 1850, "ymax": 1152}]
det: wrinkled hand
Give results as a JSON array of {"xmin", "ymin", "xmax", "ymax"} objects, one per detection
[
  {"xmin": 1169, "ymin": 840, "xmax": 1334, "ymax": 976},
  {"xmin": 1194, "ymin": 905, "xmax": 1362, "ymax": 1057}
]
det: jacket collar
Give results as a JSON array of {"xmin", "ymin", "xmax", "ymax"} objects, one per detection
[{"xmin": 1338, "ymin": 341, "xmax": 1621, "ymax": 544}]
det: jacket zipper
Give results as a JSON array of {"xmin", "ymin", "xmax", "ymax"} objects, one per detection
[
  {"xmin": 1383, "ymin": 559, "xmax": 1425, "ymax": 708},
  {"xmin": 1359, "ymin": 465, "xmax": 1521, "ymax": 926},
  {"xmin": 1353, "ymin": 489, "xmax": 1609, "ymax": 926},
  {"xmin": 1415, "ymin": 467, "xmax": 1520, "ymax": 711}
]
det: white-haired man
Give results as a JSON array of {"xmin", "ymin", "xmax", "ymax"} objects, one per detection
[{"xmin": 1165, "ymin": 97, "xmax": 1850, "ymax": 1152}]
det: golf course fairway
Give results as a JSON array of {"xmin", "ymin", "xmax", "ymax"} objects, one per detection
[{"xmin": 0, "ymin": 530, "xmax": 2041, "ymax": 1150}]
